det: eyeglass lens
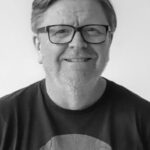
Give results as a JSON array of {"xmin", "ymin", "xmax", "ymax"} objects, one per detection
[{"xmin": 47, "ymin": 25, "xmax": 107, "ymax": 44}]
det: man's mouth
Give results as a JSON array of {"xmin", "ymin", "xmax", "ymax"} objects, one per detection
[{"xmin": 64, "ymin": 58, "xmax": 92, "ymax": 62}]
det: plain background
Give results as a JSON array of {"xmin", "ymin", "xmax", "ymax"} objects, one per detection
[{"xmin": 0, "ymin": 0, "xmax": 150, "ymax": 101}]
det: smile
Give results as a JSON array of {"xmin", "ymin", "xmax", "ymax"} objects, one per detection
[{"xmin": 64, "ymin": 58, "xmax": 92, "ymax": 62}]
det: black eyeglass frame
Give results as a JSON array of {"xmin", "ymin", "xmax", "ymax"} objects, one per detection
[{"xmin": 37, "ymin": 24, "xmax": 111, "ymax": 44}]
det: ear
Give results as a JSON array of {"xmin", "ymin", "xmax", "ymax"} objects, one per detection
[
  {"xmin": 105, "ymin": 32, "xmax": 114, "ymax": 63},
  {"xmin": 33, "ymin": 35, "xmax": 41, "ymax": 50},
  {"xmin": 33, "ymin": 35, "xmax": 43, "ymax": 64},
  {"xmin": 108, "ymin": 32, "xmax": 113, "ymax": 46}
]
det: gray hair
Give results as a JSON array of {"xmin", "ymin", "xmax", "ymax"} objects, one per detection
[{"xmin": 31, "ymin": 0, "xmax": 117, "ymax": 33}]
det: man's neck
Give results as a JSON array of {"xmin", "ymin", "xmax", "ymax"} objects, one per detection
[{"xmin": 45, "ymin": 77, "xmax": 106, "ymax": 110}]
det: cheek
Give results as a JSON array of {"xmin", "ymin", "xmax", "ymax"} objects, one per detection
[
  {"xmin": 92, "ymin": 44, "xmax": 110, "ymax": 63},
  {"xmin": 40, "ymin": 42, "xmax": 67, "ymax": 70}
]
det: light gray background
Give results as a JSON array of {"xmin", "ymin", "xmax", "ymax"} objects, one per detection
[{"xmin": 0, "ymin": 0, "xmax": 150, "ymax": 101}]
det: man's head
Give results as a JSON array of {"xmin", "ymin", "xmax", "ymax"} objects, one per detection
[{"xmin": 32, "ymin": 0, "xmax": 117, "ymax": 88}]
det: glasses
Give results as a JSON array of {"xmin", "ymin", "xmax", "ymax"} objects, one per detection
[{"xmin": 37, "ymin": 24, "xmax": 111, "ymax": 44}]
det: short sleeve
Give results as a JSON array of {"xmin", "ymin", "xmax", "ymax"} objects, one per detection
[{"xmin": 0, "ymin": 114, "xmax": 7, "ymax": 149}]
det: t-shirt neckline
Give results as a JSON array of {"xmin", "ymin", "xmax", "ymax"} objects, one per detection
[{"xmin": 40, "ymin": 78, "xmax": 110, "ymax": 115}]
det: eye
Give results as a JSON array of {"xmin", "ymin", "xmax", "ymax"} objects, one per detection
[
  {"xmin": 50, "ymin": 27, "xmax": 72, "ymax": 37},
  {"xmin": 85, "ymin": 28, "xmax": 100, "ymax": 35},
  {"xmin": 55, "ymin": 29, "xmax": 69, "ymax": 34},
  {"xmin": 83, "ymin": 26, "xmax": 106, "ymax": 36}
]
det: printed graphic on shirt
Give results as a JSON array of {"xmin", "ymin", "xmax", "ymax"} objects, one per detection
[{"xmin": 40, "ymin": 134, "xmax": 112, "ymax": 150}]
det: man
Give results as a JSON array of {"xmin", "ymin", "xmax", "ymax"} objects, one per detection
[{"xmin": 0, "ymin": 0, "xmax": 150, "ymax": 149}]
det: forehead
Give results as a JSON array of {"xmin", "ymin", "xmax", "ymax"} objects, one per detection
[{"xmin": 39, "ymin": 0, "xmax": 108, "ymax": 27}]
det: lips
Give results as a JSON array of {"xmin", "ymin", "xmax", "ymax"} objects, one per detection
[{"xmin": 64, "ymin": 58, "xmax": 92, "ymax": 62}]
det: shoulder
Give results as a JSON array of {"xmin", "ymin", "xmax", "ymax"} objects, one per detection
[
  {"xmin": 106, "ymin": 78, "xmax": 150, "ymax": 124},
  {"xmin": 0, "ymin": 79, "xmax": 45, "ymax": 121},
  {"xmin": 106, "ymin": 79, "xmax": 150, "ymax": 107},
  {"xmin": 105, "ymin": 78, "xmax": 150, "ymax": 121},
  {"xmin": 0, "ymin": 79, "xmax": 44, "ymax": 104}
]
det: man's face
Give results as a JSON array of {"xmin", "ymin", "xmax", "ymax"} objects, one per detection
[{"xmin": 35, "ymin": 0, "xmax": 112, "ymax": 87}]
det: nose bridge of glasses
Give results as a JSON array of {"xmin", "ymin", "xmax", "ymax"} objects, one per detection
[
  {"xmin": 74, "ymin": 26, "xmax": 84, "ymax": 35},
  {"xmin": 71, "ymin": 26, "xmax": 85, "ymax": 42}
]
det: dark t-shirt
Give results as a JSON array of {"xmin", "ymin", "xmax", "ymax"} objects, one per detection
[{"xmin": 0, "ymin": 79, "xmax": 150, "ymax": 150}]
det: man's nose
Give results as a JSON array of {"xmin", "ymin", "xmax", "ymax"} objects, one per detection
[{"xmin": 69, "ymin": 31, "xmax": 87, "ymax": 48}]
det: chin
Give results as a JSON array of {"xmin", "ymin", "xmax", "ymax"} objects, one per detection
[{"xmin": 61, "ymin": 72, "xmax": 100, "ymax": 87}]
